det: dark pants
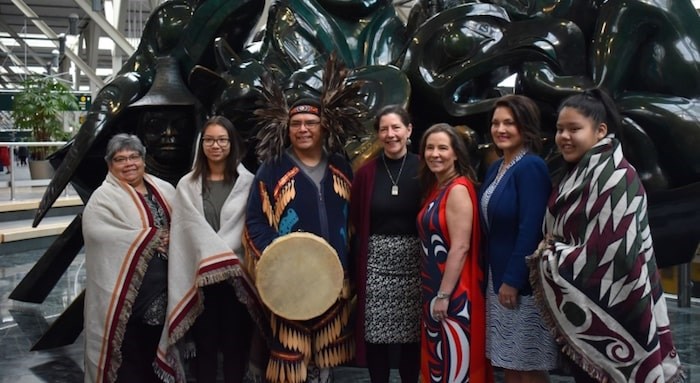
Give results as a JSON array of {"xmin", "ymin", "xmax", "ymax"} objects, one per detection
[
  {"xmin": 366, "ymin": 342, "xmax": 420, "ymax": 383},
  {"xmin": 191, "ymin": 282, "xmax": 253, "ymax": 383},
  {"xmin": 116, "ymin": 320, "xmax": 163, "ymax": 383}
]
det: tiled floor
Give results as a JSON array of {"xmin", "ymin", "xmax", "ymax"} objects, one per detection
[{"xmin": 0, "ymin": 248, "xmax": 697, "ymax": 382}]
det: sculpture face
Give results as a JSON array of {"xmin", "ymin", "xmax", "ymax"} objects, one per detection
[
  {"xmin": 137, "ymin": 107, "xmax": 197, "ymax": 184},
  {"xmin": 139, "ymin": 108, "xmax": 195, "ymax": 161},
  {"xmin": 23, "ymin": 0, "xmax": 700, "ymax": 334}
]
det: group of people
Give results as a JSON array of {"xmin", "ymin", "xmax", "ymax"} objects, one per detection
[
  {"xmin": 0, "ymin": 146, "xmax": 29, "ymax": 174},
  {"xmin": 82, "ymin": 89, "xmax": 683, "ymax": 383},
  {"xmin": 0, "ymin": 146, "xmax": 12, "ymax": 173},
  {"xmin": 351, "ymin": 91, "xmax": 683, "ymax": 383}
]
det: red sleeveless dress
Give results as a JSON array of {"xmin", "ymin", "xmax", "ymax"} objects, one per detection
[{"xmin": 416, "ymin": 177, "xmax": 491, "ymax": 382}]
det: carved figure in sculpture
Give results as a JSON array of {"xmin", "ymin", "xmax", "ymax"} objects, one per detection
[{"xmin": 12, "ymin": 0, "xmax": 700, "ymax": 351}]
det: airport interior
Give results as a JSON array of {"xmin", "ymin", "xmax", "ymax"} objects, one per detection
[{"xmin": 1, "ymin": 0, "xmax": 699, "ymax": 382}]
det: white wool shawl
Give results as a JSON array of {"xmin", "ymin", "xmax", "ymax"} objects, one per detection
[
  {"xmin": 155, "ymin": 163, "xmax": 255, "ymax": 383},
  {"xmin": 83, "ymin": 172, "xmax": 175, "ymax": 383}
]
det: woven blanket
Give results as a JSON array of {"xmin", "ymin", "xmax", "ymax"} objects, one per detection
[
  {"xmin": 529, "ymin": 138, "xmax": 683, "ymax": 382},
  {"xmin": 154, "ymin": 165, "xmax": 256, "ymax": 383},
  {"xmin": 83, "ymin": 172, "xmax": 175, "ymax": 383}
]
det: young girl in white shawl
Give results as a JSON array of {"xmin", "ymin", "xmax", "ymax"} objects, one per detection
[{"xmin": 155, "ymin": 116, "xmax": 255, "ymax": 383}]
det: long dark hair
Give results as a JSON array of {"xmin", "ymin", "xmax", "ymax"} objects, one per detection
[
  {"xmin": 192, "ymin": 115, "xmax": 244, "ymax": 185},
  {"xmin": 558, "ymin": 88, "xmax": 622, "ymax": 139},
  {"xmin": 418, "ymin": 123, "xmax": 477, "ymax": 196},
  {"xmin": 492, "ymin": 94, "xmax": 543, "ymax": 153}
]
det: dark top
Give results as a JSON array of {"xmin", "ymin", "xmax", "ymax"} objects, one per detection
[
  {"xmin": 245, "ymin": 152, "xmax": 353, "ymax": 269},
  {"xmin": 203, "ymin": 180, "xmax": 234, "ymax": 232},
  {"xmin": 370, "ymin": 153, "xmax": 421, "ymax": 235},
  {"xmin": 131, "ymin": 183, "xmax": 169, "ymax": 323}
]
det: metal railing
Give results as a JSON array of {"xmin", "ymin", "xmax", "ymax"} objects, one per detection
[{"xmin": 0, "ymin": 141, "xmax": 67, "ymax": 201}]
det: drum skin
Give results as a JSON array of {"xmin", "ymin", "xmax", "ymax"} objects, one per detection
[{"xmin": 256, "ymin": 232, "xmax": 344, "ymax": 320}]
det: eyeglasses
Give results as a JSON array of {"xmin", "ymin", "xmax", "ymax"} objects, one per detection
[
  {"xmin": 112, "ymin": 154, "xmax": 142, "ymax": 164},
  {"xmin": 289, "ymin": 120, "xmax": 321, "ymax": 129},
  {"xmin": 202, "ymin": 137, "xmax": 230, "ymax": 147}
]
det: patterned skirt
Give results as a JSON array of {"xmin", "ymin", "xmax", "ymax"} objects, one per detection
[
  {"xmin": 485, "ymin": 269, "xmax": 559, "ymax": 371},
  {"xmin": 364, "ymin": 234, "xmax": 421, "ymax": 344}
]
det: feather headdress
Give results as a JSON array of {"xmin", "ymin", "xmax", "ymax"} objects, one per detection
[
  {"xmin": 253, "ymin": 52, "xmax": 369, "ymax": 163},
  {"xmin": 253, "ymin": 69, "xmax": 289, "ymax": 162}
]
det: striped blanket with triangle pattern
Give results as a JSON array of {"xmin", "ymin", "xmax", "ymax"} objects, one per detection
[{"xmin": 530, "ymin": 137, "xmax": 684, "ymax": 382}]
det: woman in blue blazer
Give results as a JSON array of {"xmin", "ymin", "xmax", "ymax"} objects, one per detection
[{"xmin": 479, "ymin": 95, "xmax": 557, "ymax": 383}]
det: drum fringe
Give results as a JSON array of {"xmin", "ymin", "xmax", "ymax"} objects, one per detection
[
  {"xmin": 266, "ymin": 350, "xmax": 306, "ymax": 383},
  {"xmin": 341, "ymin": 296, "xmax": 352, "ymax": 326},
  {"xmin": 311, "ymin": 302, "xmax": 344, "ymax": 351},
  {"xmin": 277, "ymin": 318, "xmax": 312, "ymax": 358},
  {"xmin": 310, "ymin": 297, "xmax": 353, "ymax": 351},
  {"xmin": 315, "ymin": 333, "xmax": 354, "ymax": 368}
]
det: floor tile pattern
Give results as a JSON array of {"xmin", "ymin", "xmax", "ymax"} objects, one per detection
[{"xmin": 0, "ymin": 249, "xmax": 696, "ymax": 382}]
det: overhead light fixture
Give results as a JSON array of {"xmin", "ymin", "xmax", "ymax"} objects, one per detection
[
  {"xmin": 68, "ymin": 14, "xmax": 79, "ymax": 35},
  {"xmin": 51, "ymin": 49, "xmax": 60, "ymax": 68},
  {"xmin": 58, "ymin": 34, "xmax": 66, "ymax": 56}
]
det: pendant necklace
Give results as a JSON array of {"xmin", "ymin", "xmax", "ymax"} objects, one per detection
[{"xmin": 382, "ymin": 153, "xmax": 407, "ymax": 196}]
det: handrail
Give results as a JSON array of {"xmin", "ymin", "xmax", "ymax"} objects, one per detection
[{"xmin": 0, "ymin": 141, "xmax": 68, "ymax": 201}]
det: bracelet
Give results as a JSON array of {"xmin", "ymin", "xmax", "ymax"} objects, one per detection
[{"xmin": 436, "ymin": 291, "xmax": 450, "ymax": 300}]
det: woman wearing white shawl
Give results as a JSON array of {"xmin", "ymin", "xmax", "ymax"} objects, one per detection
[
  {"xmin": 83, "ymin": 134, "xmax": 175, "ymax": 383},
  {"xmin": 155, "ymin": 116, "xmax": 256, "ymax": 383}
]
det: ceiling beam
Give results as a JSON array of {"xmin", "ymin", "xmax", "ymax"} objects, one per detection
[
  {"xmin": 9, "ymin": 0, "xmax": 104, "ymax": 88},
  {"xmin": 0, "ymin": 17, "xmax": 46, "ymax": 67},
  {"xmin": 71, "ymin": 0, "xmax": 135, "ymax": 56},
  {"xmin": 0, "ymin": 39, "xmax": 27, "ymax": 68}
]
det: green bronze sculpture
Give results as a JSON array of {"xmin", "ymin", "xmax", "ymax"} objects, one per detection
[{"xmin": 11, "ymin": 0, "xmax": 700, "ymax": 350}]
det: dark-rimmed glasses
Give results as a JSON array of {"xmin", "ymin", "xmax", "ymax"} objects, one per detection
[
  {"xmin": 289, "ymin": 120, "xmax": 321, "ymax": 130},
  {"xmin": 112, "ymin": 154, "xmax": 142, "ymax": 164},
  {"xmin": 202, "ymin": 137, "xmax": 230, "ymax": 147}
]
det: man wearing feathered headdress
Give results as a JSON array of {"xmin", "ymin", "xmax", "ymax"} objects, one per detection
[{"xmin": 243, "ymin": 55, "xmax": 367, "ymax": 383}]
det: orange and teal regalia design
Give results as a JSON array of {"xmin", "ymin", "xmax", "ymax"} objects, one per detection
[{"xmin": 244, "ymin": 151, "xmax": 355, "ymax": 383}]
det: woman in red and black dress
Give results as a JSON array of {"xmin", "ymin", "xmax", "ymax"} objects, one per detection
[{"xmin": 416, "ymin": 124, "xmax": 492, "ymax": 383}]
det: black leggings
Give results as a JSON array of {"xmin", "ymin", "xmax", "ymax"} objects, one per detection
[
  {"xmin": 191, "ymin": 282, "xmax": 253, "ymax": 383},
  {"xmin": 116, "ymin": 321, "xmax": 163, "ymax": 383},
  {"xmin": 365, "ymin": 342, "xmax": 420, "ymax": 383}
]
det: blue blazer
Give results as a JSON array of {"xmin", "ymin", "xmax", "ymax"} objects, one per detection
[{"xmin": 479, "ymin": 154, "xmax": 551, "ymax": 295}]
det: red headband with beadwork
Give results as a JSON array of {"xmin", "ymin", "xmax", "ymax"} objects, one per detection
[{"xmin": 289, "ymin": 104, "xmax": 320, "ymax": 117}]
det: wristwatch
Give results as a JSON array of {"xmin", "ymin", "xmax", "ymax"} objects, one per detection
[{"xmin": 436, "ymin": 291, "xmax": 450, "ymax": 300}]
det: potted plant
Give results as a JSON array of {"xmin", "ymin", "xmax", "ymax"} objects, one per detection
[{"xmin": 10, "ymin": 76, "xmax": 79, "ymax": 178}]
